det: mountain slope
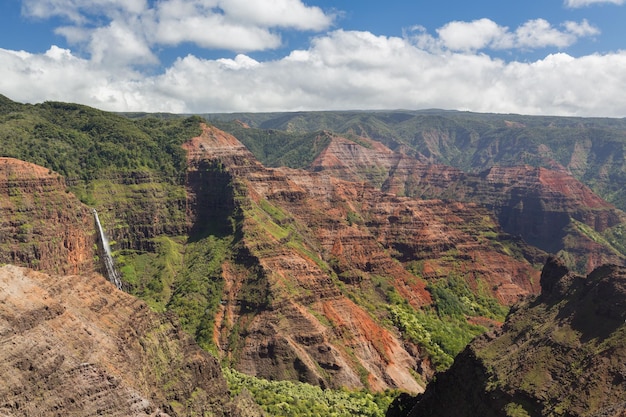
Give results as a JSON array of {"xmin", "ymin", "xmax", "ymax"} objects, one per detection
[
  {"xmin": 390, "ymin": 257, "xmax": 626, "ymax": 417},
  {"xmin": 0, "ymin": 265, "xmax": 255, "ymax": 417},
  {"xmin": 304, "ymin": 133, "xmax": 626, "ymax": 273},
  {"xmin": 208, "ymin": 110, "xmax": 626, "ymax": 212},
  {"xmin": 179, "ymin": 123, "xmax": 542, "ymax": 389},
  {"xmin": 0, "ymin": 157, "xmax": 95, "ymax": 274}
]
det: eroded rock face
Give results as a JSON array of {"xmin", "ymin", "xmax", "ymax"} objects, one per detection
[
  {"xmin": 183, "ymin": 124, "xmax": 543, "ymax": 393},
  {"xmin": 0, "ymin": 265, "xmax": 251, "ymax": 417},
  {"xmin": 393, "ymin": 257, "xmax": 626, "ymax": 417},
  {"xmin": 81, "ymin": 170, "xmax": 190, "ymax": 253},
  {"xmin": 309, "ymin": 135, "xmax": 626, "ymax": 273},
  {"xmin": 0, "ymin": 158, "xmax": 95, "ymax": 274}
]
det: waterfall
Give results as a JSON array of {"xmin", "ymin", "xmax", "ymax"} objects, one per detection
[{"xmin": 93, "ymin": 209, "xmax": 122, "ymax": 290}]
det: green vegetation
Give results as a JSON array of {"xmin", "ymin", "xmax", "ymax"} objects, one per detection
[
  {"xmin": 427, "ymin": 276, "xmax": 508, "ymax": 320},
  {"xmin": 211, "ymin": 120, "xmax": 332, "ymax": 168},
  {"xmin": 210, "ymin": 109, "xmax": 626, "ymax": 211},
  {"xmin": 225, "ymin": 368, "xmax": 399, "ymax": 417},
  {"xmin": 117, "ymin": 236, "xmax": 185, "ymax": 311},
  {"xmin": 367, "ymin": 268, "xmax": 505, "ymax": 370},
  {"xmin": 604, "ymin": 223, "xmax": 626, "ymax": 258},
  {"xmin": 504, "ymin": 402, "xmax": 531, "ymax": 417},
  {"xmin": 0, "ymin": 99, "xmax": 201, "ymax": 181},
  {"xmin": 389, "ymin": 303, "xmax": 485, "ymax": 370},
  {"xmin": 336, "ymin": 268, "xmax": 496, "ymax": 371},
  {"xmin": 167, "ymin": 235, "xmax": 231, "ymax": 352}
]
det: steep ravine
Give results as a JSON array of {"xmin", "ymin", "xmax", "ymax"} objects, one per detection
[
  {"xmin": 0, "ymin": 124, "xmax": 543, "ymax": 395},
  {"xmin": 308, "ymin": 135, "xmax": 626, "ymax": 274},
  {"xmin": 183, "ymin": 124, "xmax": 429, "ymax": 392},
  {"xmin": 181, "ymin": 123, "xmax": 543, "ymax": 392},
  {"xmin": 390, "ymin": 257, "xmax": 626, "ymax": 417}
]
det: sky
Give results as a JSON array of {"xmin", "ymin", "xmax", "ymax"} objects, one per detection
[{"xmin": 1, "ymin": 0, "xmax": 626, "ymax": 117}]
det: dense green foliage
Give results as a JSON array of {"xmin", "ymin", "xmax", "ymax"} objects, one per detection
[
  {"xmin": 167, "ymin": 235, "xmax": 231, "ymax": 352},
  {"xmin": 225, "ymin": 368, "xmax": 399, "ymax": 417},
  {"xmin": 427, "ymin": 276, "xmax": 508, "ymax": 320},
  {"xmin": 211, "ymin": 120, "xmax": 332, "ymax": 168},
  {"xmin": 388, "ymin": 286, "xmax": 486, "ymax": 371},
  {"xmin": 0, "ymin": 97, "xmax": 201, "ymax": 181},
  {"xmin": 335, "ymin": 268, "xmax": 497, "ymax": 371},
  {"xmin": 117, "ymin": 236, "xmax": 185, "ymax": 311}
]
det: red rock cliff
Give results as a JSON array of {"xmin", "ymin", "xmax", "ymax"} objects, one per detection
[
  {"xmin": 183, "ymin": 124, "xmax": 543, "ymax": 393},
  {"xmin": 0, "ymin": 265, "xmax": 251, "ymax": 416},
  {"xmin": 0, "ymin": 158, "xmax": 95, "ymax": 274}
]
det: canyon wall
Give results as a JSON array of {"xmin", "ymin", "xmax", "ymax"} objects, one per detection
[
  {"xmin": 0, "ymin": 265, "xmax": 256, "ymax": 416},
  {"xmin": 309, "ymin": 135, "xmax": 626, "ymax": 273},
  {"xmin": 392, "ymin": 257, "xmax": 626, "ymax": 417},
  {"xmin": 181, "ymin": 124, "xmax": 543, "ymax": 392},
  {"xmin": 0, "ymin": 158, "xmax": 95, "ymax": 275}
]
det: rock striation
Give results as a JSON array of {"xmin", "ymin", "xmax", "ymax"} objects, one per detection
[
  {"xmin": 0, "ymin": 264, "xmax": 254, "ymax": 417},
  {"xmin": 391, "ymin": 257, "xmax": 626, "ymax": 417},
  {"xmin": 182, "ymin": 124, "xmax": 543, "ymax": 392},
  {"xmin": 309, "ymin": 134, "xmax": 626, "ymax": 273},
  {"xmin": 0, "ymin": 157, "xmax": 95, "ymax": 275}
]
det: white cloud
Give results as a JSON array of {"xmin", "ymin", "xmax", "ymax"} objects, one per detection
[
  {"xmin": 563, "ymin": 19, "xmax": 601, "ymax": 37},
  {"xmin": 89, "ymin": 20, "xmax": 158, "ymax": 66},
  {"xmin": 565, "ymin": 0, "xmax": 625, "ymax": 7},
  {"xmin": 22, "ymin": 0, "xmax": 148, "ymax": 23},
  {"xmin": 3, "ymin": 31, "xmax": 626, "ymax": 117},
  {"xmin": 217, "ymin": 54, "xmax": 261, "ymax": 70},
  {"xmin": 218, "ymin": 0, "xmax": 334, "ymax": 30},
  {"xmin": 436, "ymin": 19, "xmax": 512, "ymax": 51},
  {"xmin": 429, "ymin": 18, "xmax": 599, "ymax": 52},
  {"xmin": 515, "ymin": 19, "xmax": 575, "ymax": 49},
  {"xmin": 151, "ymin": 8, "xmax": 283, "ymax": 51},
  {"xmin": 21, "ymin": 0, "xmax": 336, "ymax": 62}
]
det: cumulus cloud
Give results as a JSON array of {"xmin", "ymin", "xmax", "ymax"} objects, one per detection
[
  {"xmin": 436, "ymin": 19, "xmax": 512, "ymax": 51},
  {"xmin": 565, "ymin": 0, "xmax": 625, "ymax": 7},
  {"xmin": 422, "ymin": 18, "xmax": 599, "ymax": 52},
  {"xmin": 152, "ymin": 11, "xmax": 283, "ymax": 51},
  {"xmin": 22, "ymin": 0, "xmax": 148, "ymax": 23},
  {"xmin": 20, "ymin": 0, "xmax": 335, "ymax": 62},
  {"xmin": 89, "ymin": 19, "xmax": 159, "ymax": 66},
  {"xmin": 4, "ymin": 2, "xmax": 623, "ymax": 117},
  {"xmin": 218, "ymin": 0, "xmax": 333, "ymax": 30},
  {"xmin": 3, "ymin": 30, "xmax": 626, "ymax": 117}
]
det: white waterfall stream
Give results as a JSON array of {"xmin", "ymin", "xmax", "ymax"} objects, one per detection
[{"xmin": 93, "ymin": 209, "xmax": 122, "ymax": 290}]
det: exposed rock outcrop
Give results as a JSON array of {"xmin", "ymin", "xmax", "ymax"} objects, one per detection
[
  {"xmin": 0, "ymin": 264, "xmax": 255, "ymax": 417},
  {"xmin": 392, "ymin": 257, "xmax": 626, "ymax": 417},
  {"xmin": 309, "ymin": 134, "xmax": 626, "ymax": 273},
  {"xmin": 0, "ymin": 158, "xmax": 95, "ymax": 274},
  {"xmin": 182, "ymin": 124, "xmax": 543, "ymax": 392}
]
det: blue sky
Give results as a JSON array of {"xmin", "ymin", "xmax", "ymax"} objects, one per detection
[{"xmin": 1, "ymin": 0, "xmax": 625, "ymax": 116}]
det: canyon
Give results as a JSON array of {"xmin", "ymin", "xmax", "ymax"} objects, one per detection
[
  {"xmin": 181, "ymin": 124, "xmax": 545, "ymax": 390},
  {"xmin": 305, "ymin": 132, "xmax": 626, "ymax": 273},
  {"xmin": 1, "ymin": 96, "xmax": 626, "ymax": 415}
]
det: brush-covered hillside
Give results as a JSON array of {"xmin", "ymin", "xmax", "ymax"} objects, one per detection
[{"xmin": 388, "ymin": 257, "xmax": 626, "ymax": 417}]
